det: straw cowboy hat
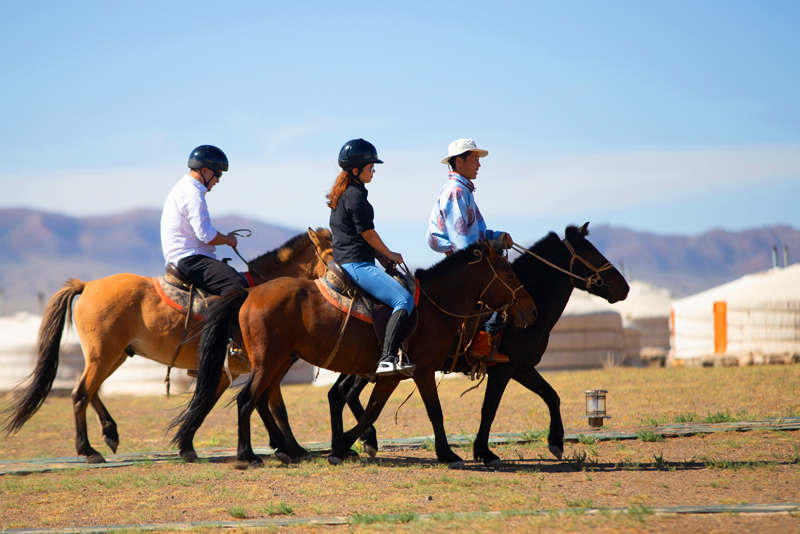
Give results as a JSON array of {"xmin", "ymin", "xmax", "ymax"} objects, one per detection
[{"xmin": 441, "ymin": 138, "xmax": 489, "ymax": 164}]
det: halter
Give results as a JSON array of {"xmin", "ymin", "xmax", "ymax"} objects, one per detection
[{"xmin": 510, "ymin": 238, "xmax": 614, "ymax": 289}]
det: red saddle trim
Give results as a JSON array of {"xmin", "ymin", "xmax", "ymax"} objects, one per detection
[
  {"xmin": 313, "ymin": 278, "xmax": 421, "ymax": 325},
  {"xmin": 152, "ymin": 278, "xmax": 206, "ymax": 322},
  {"xmin": 245, "ymin": 271, "xmax": 255, "ymax": 287},
  {"xmin": 314, "ymin": 279, "xmax": 373, "ymax": 323}
]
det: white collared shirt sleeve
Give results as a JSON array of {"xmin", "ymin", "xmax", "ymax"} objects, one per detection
[{"xmin": 160, "ymin": 175, "xmax": 219, "ymax": 265}]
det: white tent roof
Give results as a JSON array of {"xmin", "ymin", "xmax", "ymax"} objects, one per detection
[
  {"xmin": 670, "ymin": 264, "xmax": 800, "ymax": 362},
  {"xmin": 675, "ymin": 264, "xmax": 800, "ymax": 308},
  {"xmin": 614, "ymin": 280, "xmax": 672, "ymax": 320}
]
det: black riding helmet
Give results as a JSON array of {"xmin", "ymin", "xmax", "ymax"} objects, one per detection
[
  {"xmin": 188, "ymin": 145, "xmax": 229, "ymax": 173},
  {"xmin": 338, "ymin": 138, "xmax": 383, "ymax": 170}
]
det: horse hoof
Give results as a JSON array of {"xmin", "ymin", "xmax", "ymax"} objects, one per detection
[
  {"xmin": 180, "ymin": 450, "xmax": 198, "ymax": 463},
  {"xmin": 486, "ymin": 458, "xmax": 503, "ymax": 469},
  {"xmin": 327, "ymin": 455, "xmax": 343, "ymax": 466},
  {"xmin": 86, "ymin": 454, "xmax": 106, "ymax": 464},
  {"xmin": 249, "ymin": 458, "xmax": 265, "ymax": 469},
  {"xmin": 448, "ymin": 460, "xmax": 466, "ymax": 470},
  {"xmin": 363, "ymin": 444, "xmax": 378, "ymax": 458},
  {"xmin": 104, "ymin": 437, "xmax": 119, "ymax": 454},
  {"xmin": 344, "ymin": 450, "xmax": 360, "ymax": 463},
  {"xmin": 274, "ymin": 452, "xmax": 291, "ymax": 465},
  {"xmin": 549, "ymin": 445, "xmax": 564, "ymax": 460}
]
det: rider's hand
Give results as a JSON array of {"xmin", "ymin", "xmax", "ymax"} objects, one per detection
[
  {"xmin": 227, "ymin": 232, "xmax": 239, "ymax": 248},
  {"xmin": 387, "ymin": 251, "xmax": 404, "ymax": 264}
]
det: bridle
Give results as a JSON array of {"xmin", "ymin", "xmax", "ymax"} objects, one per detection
[{"xmin": 510, "ymin": 238, "xmax": 614, "ymax": 289}]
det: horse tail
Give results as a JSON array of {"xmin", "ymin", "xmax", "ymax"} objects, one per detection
[
  {"xmin": 169, "ymin": 287, "xmax": 248, "ymax": 448},
  {"xmin": 3, "ymin": 279, "xmax": 85, "ymax": 434}
]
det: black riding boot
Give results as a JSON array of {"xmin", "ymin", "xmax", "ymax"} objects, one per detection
[{"xmin": 376, "ymin": 309, "xmax": 415, "ymax": 377}]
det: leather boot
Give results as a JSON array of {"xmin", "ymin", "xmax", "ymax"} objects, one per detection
[{"xmin": 376, "ymin": 309, "xmax": 416, "ymax": 377}]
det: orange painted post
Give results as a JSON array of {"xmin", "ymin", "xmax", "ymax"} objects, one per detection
[{"xmin": 713, "ymin": 301, "xmax": 727, "ymax": 354}]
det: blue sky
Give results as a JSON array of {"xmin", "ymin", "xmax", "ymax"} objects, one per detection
[{"xmin": 2, "ymin": 1, "xmax": 798, "ymax": 267}]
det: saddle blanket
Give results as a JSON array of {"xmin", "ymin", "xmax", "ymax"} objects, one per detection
[
  {"xmin": 314, "ymin": 270, "xmax": 419, "ymax": 324},
  {"xmin": 152, "ymin": 276, "xmax": 217, "ymax": 322}
]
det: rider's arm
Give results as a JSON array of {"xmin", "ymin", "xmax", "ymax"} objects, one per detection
[
  {"xmin": 362, "ymin": 229, "xmax": 403, "ymax": 264},
  {"xmin": 207, "ymin": 231, "xmax": 238, "ymax": 248}
]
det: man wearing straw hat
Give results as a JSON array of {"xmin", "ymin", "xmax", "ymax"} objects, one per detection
[{"xmin": 426, "ymin": 138, "xmax": 514, "ymax": 363}]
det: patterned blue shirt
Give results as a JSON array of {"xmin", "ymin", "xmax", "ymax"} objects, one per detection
[{"xmin": 426, "ymin": 172, "xmax": 500, "ymax": 254}]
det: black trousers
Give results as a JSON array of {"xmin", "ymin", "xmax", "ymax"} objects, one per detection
[{"xmin": 177, "ymin": 254, "xmax": 248, "ymax": 296}]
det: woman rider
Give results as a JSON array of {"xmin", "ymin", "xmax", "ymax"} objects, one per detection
[{"xmin": 327, "ymin": 139, "xmax": 416, "ymax": 377}]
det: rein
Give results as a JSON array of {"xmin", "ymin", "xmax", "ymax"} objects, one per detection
[
  {"xmin": 510, "ymin": 239, "xmax": 613, "ymax": 289},
  {"xmin": 398, "ymin": 248, "xmax": 525, "ymax": 322}
]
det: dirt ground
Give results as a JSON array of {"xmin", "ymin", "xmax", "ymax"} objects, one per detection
[{"xmin": 1, "ymin": 367, "xmax": 799, "ymax": 533}]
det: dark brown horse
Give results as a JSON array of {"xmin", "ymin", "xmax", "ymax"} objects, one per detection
[
  {"xmin": 326, "ymin": 223, "xmax": 630, "ymax": 466},
  {"xmin": 171, "ymin": 241, "xmax": 538, "ymax": 468},
  {"xmin": 2, "ymin": 228, "xmax": 333, "ymax": 463}
]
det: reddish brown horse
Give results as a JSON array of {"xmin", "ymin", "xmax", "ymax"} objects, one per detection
[
  {"xmin": 3, "ymin": 228, "xmax": 333, "ymax": 463},
  {"xmin": 171, "ymin": 241, "xmax": 538, "ymax": 468}
]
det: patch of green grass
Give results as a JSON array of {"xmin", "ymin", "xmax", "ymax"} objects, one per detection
[
  {"xmin": 577, "ymin": 434, "xmax": 597, "ymax": 445},
  {"xmin": 700, "ymin": 456, "xmax": 773, "ymax": 470},
  {"xmin": 565, "ymin": 497, "xmax": 593, "ymax": 508},
  {"xmin": 262, "ymin": 502, "xmax": 293, "ymax": 516},
  {"xmin": 627, "ymin": 504, "xmax": 654, "ymax": 523},
  {"xmin": 636, "ymin": 429, "xmax": 665, "ymax": 442},
  {"xmin": 349, "ymin": 511, "xmax": 416, "ymax": 525},
  {"xmin": 702, "ymin": 411, "xmax": 735, "ymax": 423},
  {"xmin": 653, "ymin": 454, "xmax": 668, "ymax": 470},
  {"xmin": 227, "ymin": 506, "xmax": 247, "ymax": 519},
  {"xmin": 641, "ymin": 415, "xmax": 668, "ymax": 426},
  {"xmin": 673, "ymin": 412, "xmax": 697, "ymax": 423},
  {"xmin": 522, "ymin": 428, "xmax": 549, "ymax": 443}
]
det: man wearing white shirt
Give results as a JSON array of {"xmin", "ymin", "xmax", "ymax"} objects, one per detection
[{"xmin": 160, "ymin": 145, "xmax": 247, "ymax": 295}]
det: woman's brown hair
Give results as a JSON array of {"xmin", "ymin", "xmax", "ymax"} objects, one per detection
[{"xmin": 326, "ymin": 170, "xmax": 358, "ymax": 210}]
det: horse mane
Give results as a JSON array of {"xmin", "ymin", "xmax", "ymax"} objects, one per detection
[
  {"xmin": 247, "ymin": 227, "xmax": 331, "ymax": 274},
  {"xmin": 414, "ymin": 242, "xmax": 485, "ymax": 283}
]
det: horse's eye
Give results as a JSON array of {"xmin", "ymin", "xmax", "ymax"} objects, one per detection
[{"xmin": 507, "ymin": 273, "xmax": 515, "ymax": 280}]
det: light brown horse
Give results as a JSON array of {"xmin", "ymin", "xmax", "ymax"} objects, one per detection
[
  {"xmin": 3, "ymin": 228, "xmax": 333, "ymax": 463},
  {"xmin": 171, "ymin": 241, "xmax": 538, "ymax": 468}
]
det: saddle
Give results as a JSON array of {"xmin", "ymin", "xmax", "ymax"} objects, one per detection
[
  {"xmin": 316, "ymin": 260, "xmax": 419, "ymax": 345},
  {"xmin": 152, "ymin": 264, "xmax": 217, "ymax": 321}
]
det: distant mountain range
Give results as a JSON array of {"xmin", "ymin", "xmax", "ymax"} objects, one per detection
[{"xmin": 1, "ymin": 208, "xmax": 798, "ymax": 314}]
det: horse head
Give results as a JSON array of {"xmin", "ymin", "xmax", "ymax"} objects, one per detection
[
  {"xmin": 564, "ymin": 222, "xmax": 629, "ymax": 303},
  {"xmin": 478, "ymin": 241, "xmax": 538, "ymax": 328},
  {"xmin": 307, "ymin": 227, "xmax": 334, "ymax": 278}
]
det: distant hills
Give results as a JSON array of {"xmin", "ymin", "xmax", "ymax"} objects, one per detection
[{"xmin": 1, "ymin": 208, "xmax": 798, "ymax": 314}]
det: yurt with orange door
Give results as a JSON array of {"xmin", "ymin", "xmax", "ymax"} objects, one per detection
[{"xmin": 668, "ymin": 264, "xmax": 800, "ymax": 365}]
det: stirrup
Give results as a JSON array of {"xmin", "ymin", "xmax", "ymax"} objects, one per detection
[{"xmin": 375, "ymin": 352, "xmax": 415, "ymax": 377}]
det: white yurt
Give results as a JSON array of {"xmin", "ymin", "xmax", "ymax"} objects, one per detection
[
  {"xmin": 614, "ymin": 281, "xmax": 673, "ymax": 365},
  {"xmin": 669, "ymin": 264, "xmax": 800, "ymax": 365},
  {"xmin": 538, "ymin": 291, "xmax": 627, "ymax": 370}
]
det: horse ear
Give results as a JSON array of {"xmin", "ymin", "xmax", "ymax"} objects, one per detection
[
  {"xmin": 308, "ymin": 227, "xmax": 323, "ymax": 251},
  {"xmin": 580, "ymin": 222, "xmax": 590, "ymax": 237}
]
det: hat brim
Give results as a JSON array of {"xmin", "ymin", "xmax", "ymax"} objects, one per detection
[{"xmin": 441, "ymin": 148, "xmax": 488, "ymax": 164}]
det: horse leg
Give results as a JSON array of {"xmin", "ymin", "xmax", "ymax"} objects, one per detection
[
  {"xmin": 513, "ymin": 368, "xmax": 564, "ymax": 460},
  {"xmin": 260, "ymin": 374, "xmax": 312, "ymax": 463},
  {"xmin": 328, "ymin": 374, "xmax": 377, "ymax": 457},
  {"xmin": 88, "ymin": 356, "xmax": 129, "ymax": 454},
  {"xmin": 236, "ymin": 369, "xmax": 274, "ymax": 468},
  {"xmin": 473, "ymin": 366, "xmax": 516, "ymax": 467},
  {"xmin": 342, "ymin": 375, "xmax": 377, "ymax": 456},
  {"xmin": 327, "ymin": 374, "xmax": 350, "ymax": 444},
  {"xmin": 329, "ymin": 378, "xmax": 400, "ymax": 465},
  {"xmin": 71, "ymin": 353, "xmax": 127, "ymax": 463},
  {"xmin": 414, "ymin": 372, "xmax": 464, "ymax": 468},
  {"xmin": 177, "ymin": 373, "xmax": 232, "ymax": 462},
  {"xmin": 89, "ymin": 396, "xmax": 119, "ymax": 454}
]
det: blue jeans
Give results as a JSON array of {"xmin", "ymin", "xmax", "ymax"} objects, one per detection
[{"xmin": 341, "ymin": 262, "xmax": 414, "ymax": 314}]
